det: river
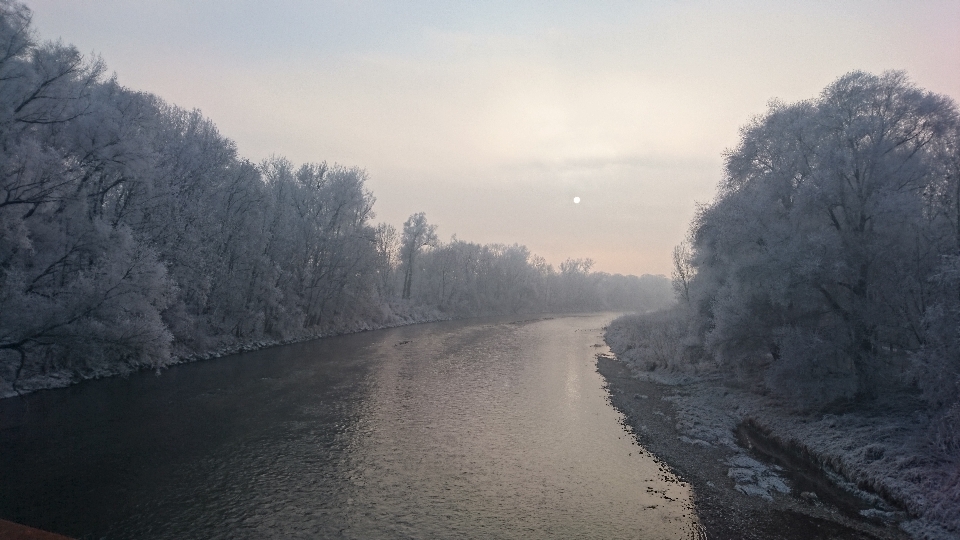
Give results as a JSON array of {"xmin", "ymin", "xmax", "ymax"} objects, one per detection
[{"xmin": 0, "ymin": 314, "xmax": 704, "ymax": 539}]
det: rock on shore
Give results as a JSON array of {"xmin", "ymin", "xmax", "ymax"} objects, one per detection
[{"xmin": 596, "ymin": 353, "xmax": 939, "ymax": 540}]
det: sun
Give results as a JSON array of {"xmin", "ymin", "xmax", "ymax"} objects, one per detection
[{"xmin": 573, "ymin": 196, "xmax": 581, "ymax": 204}]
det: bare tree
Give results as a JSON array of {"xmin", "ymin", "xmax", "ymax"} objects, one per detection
[
  {"xmin": 400, "ymin": 212, "xmax": 437, "ymax": 299},
  {"xmin": 671, "ymin": 242, "xmax": 693, "ymax": 303}
]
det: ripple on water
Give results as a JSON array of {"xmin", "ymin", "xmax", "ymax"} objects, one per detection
[{"xmin": 0, "ymin": 315, "xmax": 702, "ymax": 539}]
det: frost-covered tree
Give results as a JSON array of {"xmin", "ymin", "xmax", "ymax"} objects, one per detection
[
  {"xmin": 0, "ymin": 0, "xmax": 674, "ymax": 396},
  {"xmin": 0, "ymin": 0, "xmax": 386, "ymax": 392},
  {"xmin": 684, "ymin": 71, "xmax": 960, "ymax": 404},
  {"xmin": 0, "ymin": 2, "xmax": 173, "ymax": 392},
  {"xmin": 373, "ymin": 223, "xmax": 399, "ymax": 300},
  {"xmin": 403, "ymin": 234, "xmax": 671, "ymax": 316},
  {"xmin": 400, "ymin": 212, "xmax": 437, "ymax": 299},
  {"xmin": 671, "ymin": 242, "xmax": 694, "ymax": 304}
]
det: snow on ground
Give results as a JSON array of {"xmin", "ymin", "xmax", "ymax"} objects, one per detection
[{"xmin": 604, "ymin": 318, "xmax": 960, "ymax": 540}]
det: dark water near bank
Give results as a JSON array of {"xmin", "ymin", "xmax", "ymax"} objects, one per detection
[{"xmin": 0, "ymin": 314, "xmax": 701, "ymax": 539}]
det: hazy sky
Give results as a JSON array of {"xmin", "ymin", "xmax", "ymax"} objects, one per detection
[{"xmin": 25, "ymin": 1, "xmax": 960, "ymax": 275}]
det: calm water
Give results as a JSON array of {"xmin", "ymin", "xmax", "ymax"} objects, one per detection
[{"xmin": 0, "ymin": 314, "xmax": 703, "ymax": 539}]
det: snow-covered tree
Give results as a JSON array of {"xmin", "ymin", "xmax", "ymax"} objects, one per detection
[
  {"xmin": 685, "ymin": 71, "xmax": 960, "ymax": 404},
  {"xmin": 400, "ymin": 212, "xmax": 437, "ymax": 300},
  {"xmin": 0, "ymin": 0, "xmax": 674, "ymax": 395}
]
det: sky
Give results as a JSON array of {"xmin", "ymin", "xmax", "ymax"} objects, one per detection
[{"xmin": 24, "ymin": 1, "xmax": 960, "ymax": 276}]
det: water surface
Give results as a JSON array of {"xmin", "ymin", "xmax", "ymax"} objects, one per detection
[{"xmin": 0, "ymin": 314, "xmax": 702, "ymax": 539}]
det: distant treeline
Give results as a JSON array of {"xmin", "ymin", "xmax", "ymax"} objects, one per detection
[
  {"xmin": 0, "ymin": 2, "xmax": 671, "ymax": 396},
  {"xmin": 618, "ymin": 71, "xmax": 960, "ymax": 419}
]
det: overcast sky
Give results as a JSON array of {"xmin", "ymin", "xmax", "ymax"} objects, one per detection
[{"xmin": 25, "ymin": 0, "xmax": 960, "ymax": 275}]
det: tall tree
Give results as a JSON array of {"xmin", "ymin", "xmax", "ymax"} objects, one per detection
[
  {"xmin": 400, "ymin": 212, "xmax": 437, "ymax": 299},
  {"xmin": 685, "ymin": 71, "xmax": 959, "ymax": 403}
]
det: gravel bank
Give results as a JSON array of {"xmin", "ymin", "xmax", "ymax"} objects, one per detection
[{"xmin": 597, "ymin": 354, "xmax": 914, "ymax": 540}]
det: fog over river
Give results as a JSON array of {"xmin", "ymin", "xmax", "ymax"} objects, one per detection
[{"xmin": 0, "ymin": 314, "xmax": 703, "ymax": 539}]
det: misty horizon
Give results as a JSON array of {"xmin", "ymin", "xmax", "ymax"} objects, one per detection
[{"xmin": 22, "ymin": 0, "xmax": 960, "ymax": 275}]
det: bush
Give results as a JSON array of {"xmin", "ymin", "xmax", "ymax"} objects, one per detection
[
  {"xmin": 764, "ymin": 327, "xmax": 858, "ymax": 408},
  {"xmin": 605, "ymin": 307, "xmax": 703, "ymax": 372}
]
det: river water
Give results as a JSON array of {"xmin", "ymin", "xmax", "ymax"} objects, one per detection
[{"xmin": 0, "ymin": 314, "xmax": 703, "ymax": 539}]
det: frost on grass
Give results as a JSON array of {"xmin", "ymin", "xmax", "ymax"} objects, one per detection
[
  {"xmin": 605, "ymin": 313, "xmax": 960, "ymax": 538},
  {"xmin": 726, "ymin": 454, "xmax": 791, "ymax": 501}
]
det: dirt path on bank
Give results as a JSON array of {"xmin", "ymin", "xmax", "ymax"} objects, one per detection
[{"xmin": 596, "ymin": 355, "xmax": 910, "ymax": 540}]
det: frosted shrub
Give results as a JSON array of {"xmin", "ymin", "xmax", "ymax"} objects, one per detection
[
  {"xmin": 930, "ymin": 403, "xmax": 960, "ymax": 461},
  {"xmin": 911, "ymin": 259, "xmax": 960, "ymax": 411},
  {"xmin": 605, "ymin": 307, "xmax": 701, "ymax": 372},
  {"xmin": 764, "ymin": 327, "xmax": 857, "ymax": 408}
]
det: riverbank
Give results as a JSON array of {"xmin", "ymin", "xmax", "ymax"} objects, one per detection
[
  {"xmin": 0, "ymin": 301, "xmax": 450, "ymax": 399},
  {"xmin": 596, "ymin": 352, "xmax": 958, "ymax": 540}
]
